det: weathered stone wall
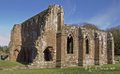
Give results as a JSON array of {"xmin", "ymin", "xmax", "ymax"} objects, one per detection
[
  {"xmin": 13, "ymin": 5, "xmax": 64, "ymax": 68},
  {"xmin": 79, "ymin": 27, "xmax": 95, "ymax": 66},
  {"xmin": 57, "ymin": 26, "xmax": 113, "ymax": 67},
  {"xmin": 9, "ymin": 24, "xmax": 21, "ymax": 61},
  {"xmin": 34, "ymin": 5, "xmax": 64, "ymax": 68},
  {"xmin": 61, "ymin": 26, "xmax": 79, "ymax": 67},
  {"xmin": 99, "ymin": 32, "xmax": 108, "ymax": 64},
  {"xmin": 10, "ymin": 4, "xmax": 114, "ymax": 68},
  {"xmin": 78, "ymin": 28, "xmax": 112, "ymax": 66},
  {"xmin": 94, "ymin": 31, "xmax": 108, "ymax": 65},
  {"xmin": 107, "ymin": 32, "xmax": 114, "ymax": 64}
]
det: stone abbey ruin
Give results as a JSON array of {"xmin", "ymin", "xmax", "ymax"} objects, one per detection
[{"xmin": 9, "ymin": 5, "xmax": 114, "ymax": 68}]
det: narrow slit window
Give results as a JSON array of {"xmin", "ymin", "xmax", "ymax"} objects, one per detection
[
  {"xmin": 67, "ymin": 34, "xmax": 73, "ymax": 54},
  {"xmin": 86, "ymin": 39, "xmax": 89, "ymax": 54}
]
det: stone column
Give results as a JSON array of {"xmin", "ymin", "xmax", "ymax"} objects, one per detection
[
  {"xmin": 9, "ymin": 24, "xmax": 22, "ymax": 61},
  {"xmin": 57, "ymin": 5, "xmax": 64, "ymax": 32},
  {"xmin": 94, "ymin": 33, "xmax": 100, "ymax": 65},
  {"xmin": 78, "ymin": 35, "xmax": 84, "ymax": 66},
  {"xmin": 56, "ymin": 33, "xmax": 65, "ymax": 67},
  {"xmin": 107, "ymin": 33, "xmax": 114, "ymax": 64},
  {"xmin": 78, "ymin": 28, "xmax": 86, "ymax": 66}
]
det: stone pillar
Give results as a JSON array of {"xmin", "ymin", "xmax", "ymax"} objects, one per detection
[
  {"xmin": 9, "ymin": 24, "xmax": 22, "ymax": 61},
  {"xmin": 57, "ymin": 5, "xmax": 64, "ymax": 32},
  {"xmin": 78, "ymin": 28, "xmax": 85, "ymax": 66},
  {"xmin": 78, "ymin": 35, "xmax": 84, "ymax": 66},
  {"xmin": 82, "ymin": 36, "xmax": 87, "ymax": 66},
  {"xmin": 107, "ymin": 32, "xmax": 114, "ymax": 64},
  {"xmin": 56, "ymin": 33, "xmax": 65, "ymax": 67},
  {"xmin": 94, "ymin": 33, "xmax": 100, "ymax": 65}
]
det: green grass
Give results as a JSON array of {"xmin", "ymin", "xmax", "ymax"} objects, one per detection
[
  {"xmin": 0, "ymin": 61, "xmax": 120, "ymax": 74},
  {"xmin": 0, "ymin": 66, "xmax": 119, "ymax": 74},
  {"xmin": 114, "ymin": 55, "xmax": 120, "ymax": 64},
  {"xmin": 0, "ymin": 60, "xmax": 24, "ymax": 70}
]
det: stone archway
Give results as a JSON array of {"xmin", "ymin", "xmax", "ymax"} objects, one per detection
[{"xmin": 43, "ymin": 46, "xmax": 54, "ymax": 61}]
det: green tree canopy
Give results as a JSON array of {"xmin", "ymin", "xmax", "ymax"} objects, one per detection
[{"xmin": 107, "ymin": 25, "xmax": 120, "ymax": 55}]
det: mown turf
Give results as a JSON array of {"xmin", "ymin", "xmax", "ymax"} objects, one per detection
[
  {"xmin": 0, "ymin": 61, "xmax": 120, "ymax": 74},
  {"xmin": 0, "ymin": 60, "xmax": 24, "ymax": 70},
  {"xmin": 0, "ymin": 66, "xmax": 119, "ymax": 74}
]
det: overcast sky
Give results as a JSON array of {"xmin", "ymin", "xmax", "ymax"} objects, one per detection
[{"xmin": 0, "ymin": 0, "xmax": 120, "ymax": 46}]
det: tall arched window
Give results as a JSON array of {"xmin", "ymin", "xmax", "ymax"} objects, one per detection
[
  {"xmin": 86, "ymin": 38, "xmax": 89, "ymax": 54},
  {"xmin": 67, "ymin": 34, "xmax": 73, "ymax": 54}
]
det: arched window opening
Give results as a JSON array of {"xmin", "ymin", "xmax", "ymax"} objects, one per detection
[
  {"xmin": 86, "ymin": 39, "xmax": 89, "ymax": 54},
  {"xmin": 43, "ymin": 46, "xmax": 54, "ymax": 61},
  {"xmin": 67, "ymin": 34, "xmax": 73, "ymax": 54}
]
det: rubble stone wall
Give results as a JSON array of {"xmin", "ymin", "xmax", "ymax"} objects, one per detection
[{"xmin": 10, "ymin": 5, "xmax": 114, "ymax": 68}]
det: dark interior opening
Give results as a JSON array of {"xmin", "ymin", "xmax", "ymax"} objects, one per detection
[
  {"xmin": 43, "ymin": 46, "xmax": 54, "ymax": 61},
  {"xmin": 67, "ymin": 34, "xmax": 73, "ymax": 54},
  {"xmin": 86, "ymin": 39, "xmax": 89, "ymax": 54},
  {"xmin": 17, "ymin": 47, "xmax": 37, "ymax": 65}
]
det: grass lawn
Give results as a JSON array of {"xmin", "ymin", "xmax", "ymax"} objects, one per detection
[
  {"xmin": 0, "ymin": 60, "xmax": 24, "ymax": 68},
  {"xmin": 0, "ymin": 60, "xmax": 120, "ymax": 74}
]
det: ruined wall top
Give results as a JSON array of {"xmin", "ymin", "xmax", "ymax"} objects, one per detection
[
  {"xmin": 48, "ymin": 4, "xmax": 63, "ymax": 13},
  {"xmin": 64, "ymin": 24, "xmax": 113, "ymax": 41},
  {"xmin": 10, "ymin": 24, "xmax": 21, "ymax": 46},
  {"xmin": 21, "ymin": 4, "xmax": 63, "ymax": 25},
  {"xmin": 12, "ymin": 24, "xmax": 21, "ymax": 30}
]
